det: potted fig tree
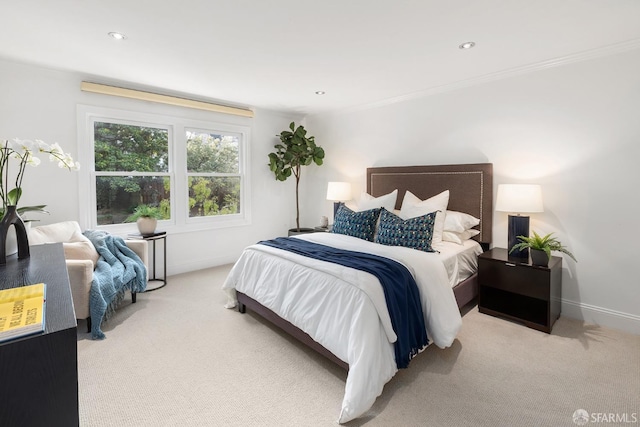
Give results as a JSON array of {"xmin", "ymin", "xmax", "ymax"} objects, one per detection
[
  {"xmin": 509, "ymin": 230, "xmax": 577, "ymax": 267},
  {"xmin": 268, "ymin": 122, "xmax": 324, "ymax": 235}
]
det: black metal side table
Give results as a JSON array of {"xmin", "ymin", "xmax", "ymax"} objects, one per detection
[{"xmin": 128, "ymin": 231, "xmax": 167, "ymax": 291}]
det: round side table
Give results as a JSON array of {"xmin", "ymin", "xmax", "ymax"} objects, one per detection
[{"xmin": 129, "ymin": 231, "xmax": 167, "ymax": 291}]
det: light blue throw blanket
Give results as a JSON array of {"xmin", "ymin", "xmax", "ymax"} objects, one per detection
[{"xmin": 83, "ymin": 230, "xmax": 147, "ymax": 339}]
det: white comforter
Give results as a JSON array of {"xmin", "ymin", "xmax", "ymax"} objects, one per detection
[{"xmin": 222, "ymin": 233, "xmax": 462, "ymax": 423}]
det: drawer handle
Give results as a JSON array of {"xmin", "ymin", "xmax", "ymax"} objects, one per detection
[{"xmin": 505, "ymin": 262, "xmax": 516, "ymax": 267}]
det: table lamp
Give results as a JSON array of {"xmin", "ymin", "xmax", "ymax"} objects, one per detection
[
  {"xmin": 495, "ymin": 184, "xmax": 544, "ymax": 259},
  {"xmin": 326, "ymin": 182, "xmax": 352, "ymax": 220}
]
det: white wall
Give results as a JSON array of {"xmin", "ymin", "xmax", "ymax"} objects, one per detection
[
  {"xmin": 304, "ymin": 49, "xmax": 640, "ymax": 334},
  {"xmin": 0, "ymin": 58, "xmax": 300, "ymax": 275},
  {"xmin": 3, "ymin": 48, "xmax": 638, "ymax": 334}
]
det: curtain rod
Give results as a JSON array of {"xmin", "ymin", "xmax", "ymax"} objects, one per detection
[{"xmin": 80, "ymin": 82, "xmax": 254, "ymax": 118}]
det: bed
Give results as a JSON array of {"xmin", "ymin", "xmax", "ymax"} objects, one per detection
[{"xmin": 222, "ymin": 163, "xmax": 493, "ymax": 423}]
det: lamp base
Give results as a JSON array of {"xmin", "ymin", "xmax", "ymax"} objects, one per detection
[
  {"xmin": 333, "ymin": 202, "xmax": 342, "ymax": 219},
  {"xmin": 508, "ymin": 215, "xmax": 530, "ymax": 260}
]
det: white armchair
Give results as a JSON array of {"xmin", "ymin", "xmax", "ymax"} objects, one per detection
[{"xmin": 28, "ymin": 221, "xmax": 148, "ymax": 331}]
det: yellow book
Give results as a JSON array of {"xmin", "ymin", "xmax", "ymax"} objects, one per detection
[{"xmin": 0, "ymin": 283, "xmax": 46, "ymax": 343}]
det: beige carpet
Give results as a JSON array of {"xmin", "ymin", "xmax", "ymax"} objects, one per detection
[{"xmin": 77, "ymin": 265, "xmax": 640, "ymax": 427}]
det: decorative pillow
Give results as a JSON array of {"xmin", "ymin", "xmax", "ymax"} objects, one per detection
[
  {"xmin": 62, "ymin": 230, "xmax": 100, "ymax": 267},
  {"xmin": 399, "ymin": 190, "xmax": 449, "ymax": 245},
  {"xmin": 444, "ymin": 210, "xmax": 480, "ymax": 233},
  {"xmin": 357, "ymin": 189, "xmax": 398, "ymax": 212},
  {"xmin": 375, "ymin": 208, "xmax": 437, "ymax": 253},
  {"xmin": 442, "ymin": 229, "xmax": 481, "ymax": 245},
  {"xmin": 28, "ymin": 220, "xmax": 82, "ymax": 245},
  {"xmin": 331, "ymin": 204, "xmax": 381, "ymax": 241}
]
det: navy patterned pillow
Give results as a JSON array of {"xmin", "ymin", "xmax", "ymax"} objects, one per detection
[
  {"xmin": 331, "ymin": 204, "xmax": 381, "ymax": 241},
  {"xmin": 375, "ymin": 208, "xmax": 437, "ymax": 252}
]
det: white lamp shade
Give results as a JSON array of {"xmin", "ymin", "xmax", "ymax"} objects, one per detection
[
  {"xmin": 495, "ymin": 184, "xmax": 544, "ymax": 213},
  {"xmin": 326, "ymin": 182, "xmax": 352, "ymax": 201}
]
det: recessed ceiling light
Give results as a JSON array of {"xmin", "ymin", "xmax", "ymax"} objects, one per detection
[
  {"xmin": 459, "ymin": 41, "xmax": 475, "ymax": 50},
  {"xmin": 315, "ymin": 91, "xmax": 326, "ymax": 95},
  {"xmin": 108, "ymin": 32, "xmax": 126, "ymax": 40}
]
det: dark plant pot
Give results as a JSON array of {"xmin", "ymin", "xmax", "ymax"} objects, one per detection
[
  {"xmin": 288, "ymin": 228, "xmax": 315, "ymax": 237},
  {"xmin": 0, "ymin": 205, "xmax": 30, "ymax": 264},
  {"xmin": 530, "ymin": 249, "xmax": 549, "ymax": 267}
]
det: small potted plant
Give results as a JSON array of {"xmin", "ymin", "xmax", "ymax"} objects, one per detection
[
  {"xmin": 126, "ymin": 204, "xmax": 162, "ymax": 235},
  {"xmin": 509, "ymin": 230, "xmax": 577, "ymax": 267}
]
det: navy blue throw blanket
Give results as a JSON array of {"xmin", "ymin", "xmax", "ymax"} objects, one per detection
[{"xmin": 259, "ymin": 237, "xmax": 428, "ymax": 369}]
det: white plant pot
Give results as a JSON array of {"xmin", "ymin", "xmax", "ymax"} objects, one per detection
[{"xmin": 136, "ymin": 217, "xmax": 157, "ymax": 235}]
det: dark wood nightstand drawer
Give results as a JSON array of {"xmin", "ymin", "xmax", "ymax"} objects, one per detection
[{"xmin": 478, "ymin": 260, "xmax": 549, "ymax": 301}]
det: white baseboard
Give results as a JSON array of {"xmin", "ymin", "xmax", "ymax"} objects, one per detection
[{"xmin": 561, "ymin": 299, "xmax": 640, "ymax": 336}]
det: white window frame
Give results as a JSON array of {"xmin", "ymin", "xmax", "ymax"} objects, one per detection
[
  {"xmin": 184, "ymin": 127, "xmax": 244, "ymax": 225},
  {"xmin": 77, "ymin": 105, "xmax": 251, "ymax": 235}
]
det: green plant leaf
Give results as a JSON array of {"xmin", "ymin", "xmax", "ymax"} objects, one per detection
[
  {"xmin": 509, "ymin": 230, "xmax": 577, "ymax": 262},
  {"xmin": 7, "ymin": 187, "xmax": 22, "ymax": 205},
  {"xmin": 125, "ymin": 204, "xmax": 162, "ymax": 222},
  {"xmin": 17, "ymin": 205, "xmax": 49, "ymax": 216}
]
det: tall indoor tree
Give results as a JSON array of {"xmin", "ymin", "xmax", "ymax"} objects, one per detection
[{"xmin": 268, "ymin": 122, "xmax": 324, "ymax": 232}]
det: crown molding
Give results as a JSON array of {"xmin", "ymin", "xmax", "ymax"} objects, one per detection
[{"xmin": 338, "ymin": 38, "xmax": 640, "ymax": 115}]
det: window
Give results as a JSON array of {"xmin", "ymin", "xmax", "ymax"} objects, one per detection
[
  {"xmin": 186, "ymin": 130, "xmax": 241, "ymax": 218},
  {"xmin": 78, "ymin": 106, "xmax": 251, "ymax": 233},
  {"xmin": 94, "ymin": 121, "xmax": 171, "ymax": 225}
]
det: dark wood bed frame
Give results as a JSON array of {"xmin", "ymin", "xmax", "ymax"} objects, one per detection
[{"xmin": 237, "ymin": 163, "xmax": 493, "ymax": 371}]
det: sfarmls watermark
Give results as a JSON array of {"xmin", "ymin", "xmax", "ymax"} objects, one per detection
[{"xmin": 573, "ymin": 409, "xmax": 638, "ymax": 425}]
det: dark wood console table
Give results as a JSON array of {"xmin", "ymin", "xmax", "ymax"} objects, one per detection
[{"xmin": 0, "ymin": 243, "xmax": 79, "ymax": 426}]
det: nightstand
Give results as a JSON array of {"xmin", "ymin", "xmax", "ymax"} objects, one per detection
[{"xmin": 478, "ymin": 248, "xmax": 562, "ymax": 333}]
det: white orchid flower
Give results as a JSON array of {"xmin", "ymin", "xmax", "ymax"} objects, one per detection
[
  {"xmin": 36, "ymin": 139, "xmax": 51, "ymax": 152},
  {"xmin": 49, "ymin": 142, "xmax": 63, "ymax": 155},
  {"xmin": 26, "ymin": 153, "xmax": 41, "ymax": 167},
  {"xmin": 16, "ymin": 139, "xmax": 36, "ymax": 155},
  {"xmin": 1, "ymin": 138, "xmax": 78, "ymax": 210},
  {"xmin": 57, "ymin": 153, "xmax": 75, "ymax": 168},
  {"xmin": 9, "ymin": 150, "xmax": 23, "ymax": 161}
]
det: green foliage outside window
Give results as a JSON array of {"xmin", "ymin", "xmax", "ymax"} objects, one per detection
[
  {"xmin": 186, "ymin": 132, "xmax": 240, "ymax": 218},
  {"xmin": 94, "ymin": 122, "xmax": 168, "ymax": 173},
  {"xmin": 93, "ymin": 122, "xmax": 241, "ymax": 225},
  {"xmin": 94, "ymin": 122, "xmax": 170, "ymax": 225}
]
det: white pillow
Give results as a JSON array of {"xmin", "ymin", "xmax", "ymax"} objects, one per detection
[
  {"xmin": 357, "ymin": 189, "xmax": 398, "ymax": 212},
  {"xmin": 442, "ymin": 229, "xmax": 480, "ymax": 245},
  {"xmin": 400, "ymin": 190, "xmax": 449, "ymax": 244},
  {"xmin": 444, "ymin": 210, "xmax": 480, "ymax": 233}
]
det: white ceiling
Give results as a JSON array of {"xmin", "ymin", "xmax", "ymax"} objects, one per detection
[{"xmin": 2, "ymin": 1, "xmax": 640, "ymax": 116}]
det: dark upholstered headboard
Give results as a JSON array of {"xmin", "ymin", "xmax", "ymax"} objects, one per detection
[{"xmin": 366, "ymin": 163, "xmax": 493, "ymax": 246}]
